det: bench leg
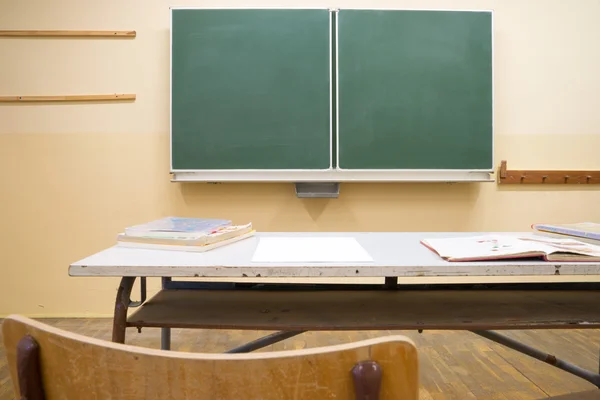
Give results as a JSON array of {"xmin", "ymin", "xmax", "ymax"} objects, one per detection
[
  {"xmin": 225, "ymin": 331, "xmax": 305, "ymax": 353},
  {"xmin": 161, "ymin": 328, "xmax": 171, "ymax": 350},
  {"xmin": 159, "ymin": 277, "xmax": 172, "ymax": 350},
  {"xmin": 384, "ymin": 276, "xmax": 398, "ymax": 289},
  {"xmin": 472, "ymin": 330, "xmax": 600, "ymax": 388},
  {"xmin": 112, "ymin": 277, "xmax": 136, "ymax": 343}
]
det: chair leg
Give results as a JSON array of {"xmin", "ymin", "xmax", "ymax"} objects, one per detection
[
  {"xmin": 352, "ymin": 360, "xmax": 382, "ymax": 400},
  {"xmin": 17, "ymin": 335, "xmax": 46, "ymax": 400}
]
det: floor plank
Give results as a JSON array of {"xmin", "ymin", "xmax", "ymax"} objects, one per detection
[
  {"xmin": 0, "ymin": 318, "xmax": 599, "ymax": 399},
  {"xmin": 546, "ymin": 391, "xmax": 600, "ymax": 400}
]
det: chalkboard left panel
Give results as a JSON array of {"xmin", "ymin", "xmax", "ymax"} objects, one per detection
[{"xmin": 171, "ymin": 8, "xmax": 332, "ymax": 171}]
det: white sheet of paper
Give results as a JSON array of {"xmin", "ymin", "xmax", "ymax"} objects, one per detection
[{"xmin": 251, "ymin": 237, "xmax": 374, "ymax": 263}]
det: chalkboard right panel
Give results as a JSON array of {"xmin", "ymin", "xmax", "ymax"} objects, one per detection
[{"xmin": 337, "ymin": 9, "xmax": 493, "ymax": 170}]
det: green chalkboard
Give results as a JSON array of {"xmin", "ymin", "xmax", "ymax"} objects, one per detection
[
  {"xmin": 337, "ymin": 10, "xmax": 493, "ymax": 170},
  {"xmin": 171, "ymin": 9, "xmax": 331, "ymax": 170}
]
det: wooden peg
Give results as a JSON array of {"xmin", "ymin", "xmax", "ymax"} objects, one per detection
[
  {"xmin": 352, "ymin": 360, "xmax": 382, "ymax": 400},
  {"xmin": 17, "ymin": 335, "xmax": 46, "ymax": 400},
  {"xmin": 499, "ymin": 160, "xmax": 507, "ymax": 179}
]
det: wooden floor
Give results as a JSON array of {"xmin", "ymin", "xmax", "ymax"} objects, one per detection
[{"xmin": 1, "ymin": 319, "xmax": 600, "ymax": 399}]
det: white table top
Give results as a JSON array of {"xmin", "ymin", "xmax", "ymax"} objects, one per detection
[{"xmin": 68, "ymin": 232, "xmax": 600, "ymax": 278}]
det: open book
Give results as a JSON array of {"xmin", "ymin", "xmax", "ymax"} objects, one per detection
[{"xmin": 421, "ymin": 234, "xmax": 600, "ymax": 262}]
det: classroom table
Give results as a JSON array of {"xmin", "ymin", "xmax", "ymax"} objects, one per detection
[{"xmin": 69, "ymin": 232, "xmax": 600, "ymax": 387}]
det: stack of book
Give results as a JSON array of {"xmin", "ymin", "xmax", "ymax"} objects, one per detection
[{"xmin": 116, "ymin": 217, "xmax": 255, "ymax": 252}]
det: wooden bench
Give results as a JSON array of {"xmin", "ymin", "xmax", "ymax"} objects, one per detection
[{"xmin": 2, "ymin": 314, "xmax": 419, "ymax": 399}]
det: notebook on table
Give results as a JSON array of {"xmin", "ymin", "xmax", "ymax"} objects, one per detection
[
  {"xmin": 117, "ymin": 217, "xmax": 255, "ymax": 252},
  {"xmin": 532, "ymin": 222, "xmax": 600, "ymax": 242},
  {"xmin": 124, "ymin": 217, "xmax": 232, "ymax": 239},
  {"xmin": 421, "ymin": 234, "xmax": 600, "ymax": 262}
]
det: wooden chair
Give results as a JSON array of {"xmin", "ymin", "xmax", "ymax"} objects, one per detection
[{"xmin": 2, "ymin": 315, "xmax": 419, "ymax": 399}]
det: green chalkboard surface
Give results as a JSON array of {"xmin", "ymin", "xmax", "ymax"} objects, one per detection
[
  {"xmin": 337, "ymin": 10, "xmax": 493, "ymax": 170},
  {"xmin": 171, "ymin": 9, "xmax": 331, "ymax": 170}
]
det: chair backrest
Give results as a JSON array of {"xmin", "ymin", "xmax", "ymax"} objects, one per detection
[{"xmin": 3, "ymin": 315, "xmax": 419, "ymax": 400}]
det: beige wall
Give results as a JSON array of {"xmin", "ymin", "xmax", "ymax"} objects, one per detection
[{"xmin": 1, "ymin": 0, "xmax": 600, "ymax": 317}]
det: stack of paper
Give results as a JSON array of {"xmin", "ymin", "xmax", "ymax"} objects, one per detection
[
  {"xmin": 251, "ymin": 237, "xmax": 373, "ymax": 263},
  {"xmin": 116, "ymin": 217, "xmax": 255, "ymax": 252}
]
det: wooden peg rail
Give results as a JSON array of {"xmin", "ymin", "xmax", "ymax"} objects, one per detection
[
  {"xmin": 498, "ymin": 160, "xmax": 600, "ymax": 184},
  {"xmin": 0, "ymin": 30, "xmax": 136, "ymax": 37},
  {"xmin": 0, "ymin": 94, "xmax": 135, "ymax": 103}
]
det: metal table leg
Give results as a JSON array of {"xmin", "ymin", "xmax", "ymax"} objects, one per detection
[
  {"xmin": 226, "ymin": 331, "xmax": 305, "ymax": 354},
  {"xmin": 161, "ymin": 328, "xmax": 171, "ymax": 351},
  {"xmin": 161, "ymin": 277, "xmax": 172, "ymax": 350},
  {"xmin": 383, "ymin": 276, "xmax": 398, "ymax": 289},
  {"xmin": 112, "ymin": 277, "xmax": 136, "ymax": 343},
  {"xmin": 472, "ymin": 330, "xmax": 600, "ymax": 388}
]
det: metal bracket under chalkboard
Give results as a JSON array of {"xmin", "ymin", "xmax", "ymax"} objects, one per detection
[{"xmin": 295, "ymin": 183, "xmax": 340, "ymax": 198}]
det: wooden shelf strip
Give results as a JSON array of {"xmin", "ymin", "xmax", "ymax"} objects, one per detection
[
  {"xmin": 0, "ymin": 94, "xmax": 136, "ymax": 103},
  {"xmin": 0, "ymin": 30, "xmax": 135, "ymax": 37},
  {"xmin": 498, "ymin": 160, "xmax": 600, "ymax": 184},
  {"xmin": 126, "ymin": 289, "xmax": 600, "ymax": 331}
]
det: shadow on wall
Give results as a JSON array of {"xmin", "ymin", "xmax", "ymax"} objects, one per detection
[{"xmin": 173, "ymin": 182, "xmax": 483, "ymax": 232}]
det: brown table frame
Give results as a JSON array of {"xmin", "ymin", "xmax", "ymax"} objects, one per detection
[{"xmin": 111, "ymin": 276, "xmax": 600, "ymax": 388}]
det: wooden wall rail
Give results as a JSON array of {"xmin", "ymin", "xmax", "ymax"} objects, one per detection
[
  {"xmin": 498, "ymin": 160, "xmax": 600, "ymax": 184},
  {"xmin": 0, "ymin": 30, "xmax": 136, "ymax": 37},
  {"xmin": 0, "ymin": 94, "xmax": 136, "ymax": 102}
]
